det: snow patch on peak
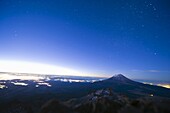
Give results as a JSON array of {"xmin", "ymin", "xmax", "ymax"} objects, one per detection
[
  {"xmin": 106, "ymin": 74, "xmax": 131, "ymax": 82},
  {"xmin": 114, "ymin": 74, "xmax": 125, "ymax": 78}
]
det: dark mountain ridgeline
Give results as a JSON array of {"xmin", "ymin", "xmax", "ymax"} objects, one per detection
[{"xmin": 0, "ymin": 74, "xmax": 170, "ymax": 113}]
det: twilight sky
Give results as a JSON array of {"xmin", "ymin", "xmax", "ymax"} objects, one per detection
[{"xmin": 0, "ymin": 0, "xmax": 170, "ymax": 80}]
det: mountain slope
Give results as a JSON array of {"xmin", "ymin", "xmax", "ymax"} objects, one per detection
[
  {"xmin": 104, "ymin": 74, "xmax": 133, "ymax": 82},
  {"xmin": 91, "ymin": 74, "xmax": 170, "ymax": 98}
]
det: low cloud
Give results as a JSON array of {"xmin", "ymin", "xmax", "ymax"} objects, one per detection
[{"xmin": 131, "ymin": 69, "xmax": 170, "ymax": 73}]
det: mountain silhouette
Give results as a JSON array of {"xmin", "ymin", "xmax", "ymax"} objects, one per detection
[
  {"xmin": 104, "ymin": 74, "xmax": 133, "ymax": 83},
  {"xmin": 92, "ymin": 74, "xmax": 170, "ymax": 98},
  {"xmin": 1, "ymin": 73, "xmax": 170, "ymax": 113}
]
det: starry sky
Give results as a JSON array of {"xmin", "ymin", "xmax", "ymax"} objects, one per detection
[{"xmin": 0, "ymin": 0, "xmax": 170, "ymax": 80}]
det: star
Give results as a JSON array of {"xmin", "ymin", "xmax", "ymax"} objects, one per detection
[
  {"xmin": 141, "ymin": 24, "xmax": 145, "ymax": 28},
  {"xmin": 153, "ymin": 6, "xmax": 157, "ymax": 11},
  {"xmin": 13, "ymin": 31, "xmax": 18, "ymax": 37}
]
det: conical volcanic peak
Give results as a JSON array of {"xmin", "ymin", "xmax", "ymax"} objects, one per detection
[
  {"xmin": 113, "ymin": 74, "xmax": 126, "ymax": 78},
  {"xmin": 106, "ymin": 74, "xmax": 131, "ymax": 82}
]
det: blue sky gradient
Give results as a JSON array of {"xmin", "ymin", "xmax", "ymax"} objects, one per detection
[{"xmin": 0, "ymin": 0, "xmax": 170, "ymax": 80}]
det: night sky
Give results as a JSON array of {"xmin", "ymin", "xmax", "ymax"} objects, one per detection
[{"xmin": 0, "ymin": 0, "xmax": 170, "ymax": 80}]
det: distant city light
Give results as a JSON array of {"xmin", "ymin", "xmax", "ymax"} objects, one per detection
[
  {"xmin": 143, "ymin": 82, "xmax": 170, "ymax": 89},
  {"xmin": 0, "ymin": 84, "xmax": 7, "ymax": 89},
  {"xmin": 150, "ymin": 94, "xmax": 154, "ymax": 97},
  {"xmin": 157, "ymin": 84, "xmax": 170, "ymax": 89}
]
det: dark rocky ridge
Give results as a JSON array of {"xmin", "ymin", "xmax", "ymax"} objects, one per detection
[
  {"xmin": 0, "ymin": 74, "xmax": 170, "ymax": 113},
  {"xmin": 39, "ymin": 89, "xmax": 170, "ymax": 113}
]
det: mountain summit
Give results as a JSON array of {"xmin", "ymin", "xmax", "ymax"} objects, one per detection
[{"xmin": 105, "ymin": 74, "xmax": 132, "ymax": 82}]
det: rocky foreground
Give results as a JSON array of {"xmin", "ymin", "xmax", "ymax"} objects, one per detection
[{"xmin": 39, "ymin": 89, "xmax": 170, "ymax": 113}]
